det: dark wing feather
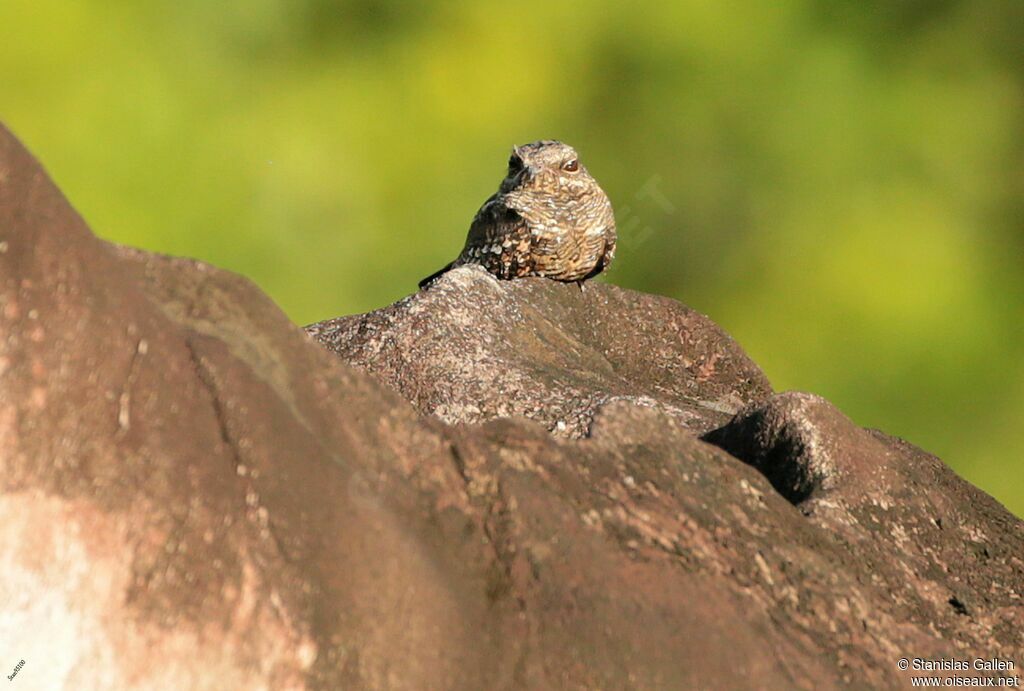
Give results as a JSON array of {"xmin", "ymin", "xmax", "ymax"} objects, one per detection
[
  {"xmin": 418, "ymin": 194, "xmax": 535, "ymax": 289},
  {"xmin": 456, "ymin": 195, "xmax": 534, "ymax": 279}
]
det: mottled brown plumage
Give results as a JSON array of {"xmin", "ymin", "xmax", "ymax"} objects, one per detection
[{"xmin": 419, "ymin": 140, "xmax": 616, "ymax": 288}]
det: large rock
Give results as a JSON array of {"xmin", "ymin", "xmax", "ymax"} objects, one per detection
[
  {"xmin": 307, "ymin": 266, "xmax": 772, "ymax": 437},
  {"xmin": 1, "ymin": 122, "xmax": 1021, "ymax": 690}
]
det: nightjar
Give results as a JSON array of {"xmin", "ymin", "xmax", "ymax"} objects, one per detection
[{"xmin": 418, "ymin": 140, "xmax": 616, "ymax": 288}]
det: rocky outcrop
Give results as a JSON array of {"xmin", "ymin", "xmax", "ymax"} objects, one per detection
[
  {"xmin": 1, "ymin": 122, "xmax": 1021, "ymax": 690},
  {"xmin": 307, "ymin": 266, "xmax": 771, "ymax": 438}
]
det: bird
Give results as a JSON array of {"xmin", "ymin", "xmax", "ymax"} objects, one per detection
[{"xmin": 418, "ymin": 140, "xmax": 616, "ymax": 289}]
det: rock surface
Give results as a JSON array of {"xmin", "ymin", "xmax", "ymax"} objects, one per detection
[
  {"xmin": 307, "ymin": 265, "xmax": 771, "ymax": 438},
  {"xmin": 1, "ymin": 122, "xmax": 1022, "ymax": 690}
]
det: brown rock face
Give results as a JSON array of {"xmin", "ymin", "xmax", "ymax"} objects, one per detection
[{"xmin": 1, "ymin": 122, "xmax": 1021, "ymax": 690}]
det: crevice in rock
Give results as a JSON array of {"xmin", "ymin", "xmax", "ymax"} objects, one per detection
[
  {"xmin": 447, "ymin": 439, "xmax": 523, "ymax": 608},
  {"xmin": 183, "ymin": 336, "xmax": 299, "ymax": 567},
  {"xmin": 184, "ymin": 338, "xmax": 244, "ymax": 473},
  {"xmin": 948, "ymin": 596, "xmax": 970, "ymax": 616}
]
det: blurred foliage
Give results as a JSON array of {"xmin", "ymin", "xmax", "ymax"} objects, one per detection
[{"xmin": 2, "ymin": 0, "xmax": 1021, "ymax": 516}]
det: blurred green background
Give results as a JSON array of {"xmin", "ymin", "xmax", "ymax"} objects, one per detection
[{"xmin": 2, "ymin": 1, "xmax": 1021, "ymax": 516}]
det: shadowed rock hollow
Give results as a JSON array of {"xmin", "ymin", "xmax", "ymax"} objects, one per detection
[{"xmin": 2, "ymin": 122, "xmax": 1021, "ymax": 690}]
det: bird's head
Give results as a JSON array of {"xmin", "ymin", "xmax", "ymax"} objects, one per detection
[{"xmin": 500, "ymin": 140, "xmax": 596, "ymax": 198}]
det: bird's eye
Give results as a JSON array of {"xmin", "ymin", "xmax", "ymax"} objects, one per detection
[
  {"xmin": 562, "ymin": 159, "xmax": 579, "ymax": 172},
  {"xmin": 508, "ymin": 155, "xmax": 523, "ymax": 171}
]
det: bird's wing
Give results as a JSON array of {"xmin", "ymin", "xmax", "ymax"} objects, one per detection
[{"xmin": 458, "ymin": 195, "xmax": 534, "ymax": 279}]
